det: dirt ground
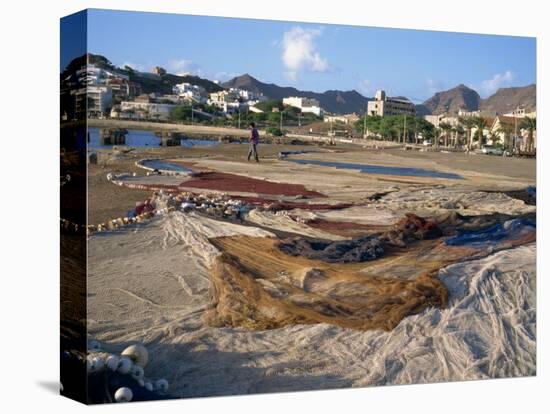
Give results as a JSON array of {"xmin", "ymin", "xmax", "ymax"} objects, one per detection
[{"xmin": 87, "ymin": 142, "xmax": 535, "ymax": 224}]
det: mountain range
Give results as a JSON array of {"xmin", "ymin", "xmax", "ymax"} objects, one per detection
[
  {"xmin": 416, "ymin": 83, "xmax": 536, "ymax": 116},
  {"xmin": 223, "ymin": 74, "xmax": 535, "ymax": 116},
  {"xmin": 222, "ymin": 74, "xmax": 370, "ymax": 114}
]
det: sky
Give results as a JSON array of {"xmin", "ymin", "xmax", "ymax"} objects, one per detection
[{"xmin": 76, "ymin": 9, "xmax": 536, "ymax": 102}]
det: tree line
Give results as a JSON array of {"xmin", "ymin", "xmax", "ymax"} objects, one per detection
[{"xmin": 354, "ymin": 114, "xmax": 536, "ymax": 151}]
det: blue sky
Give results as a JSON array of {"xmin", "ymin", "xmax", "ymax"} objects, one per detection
[{"xmin": 81, "ymin": 9, "xmax": 536, "ymax": 102}]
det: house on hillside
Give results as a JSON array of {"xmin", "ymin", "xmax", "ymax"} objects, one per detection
[
  {"xmin": 106, "ymin": 77, "xmax": 141, "ymax": 100},
  {"xmin": 208, "ymin": 90, "xmax": 245, "ymax": 114},
  {"xmin": 173, "ymin": 82, "xmax": 207, "ymax": 103}
]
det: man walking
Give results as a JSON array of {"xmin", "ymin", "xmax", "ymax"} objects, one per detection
[{"xmin": 247, "ymin": 122, "xmax": 260, "ymax": 162}]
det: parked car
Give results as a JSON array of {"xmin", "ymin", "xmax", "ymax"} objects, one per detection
[
  {"xmin": 422, "ymin": 139, "xmax": 432, "ymax": 146},
  {"xmin": 481, "ymin": 145, "xmax": 504, "ymax": 155}
]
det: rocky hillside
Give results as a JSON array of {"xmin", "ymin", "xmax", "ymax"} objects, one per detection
[
  {"xmin": 480, "ymin": 84, "xmax": 536, "ymax": 115},
  {"xmin": 222, "ymin": 74, "xmax": 370, "ymax": 114},
  {"xmin": 417, "ymin": 83, "xmax": 536, "ymax": 116},
  {"xmin": 416, "ymin": 84, "xmax": 481, "ymax": 116}
]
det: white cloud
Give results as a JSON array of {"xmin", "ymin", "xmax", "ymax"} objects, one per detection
[
  {"xmin": 281, "ymin": 26, "xmax": 330, "ymax": 81},
  {"xmin": 120, "ymin": 61, "xmax": 146, "ymax": 72},
  {"xmin": 480, "ymin": 70, "xmax": 514, "ymax": 96},
  {"xmin": 212, "ymin": 71, "xmax": 239, "ymax": 82},
  {"xmin": 357, "ymin": 79, "xmax": 399, "ymax": 98},
  {"xmin": 166, "ymin": 59, "xmax": 203, "ymax": 76}
]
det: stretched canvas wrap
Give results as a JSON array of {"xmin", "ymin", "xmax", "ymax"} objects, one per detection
[{"xmin": 60, "ymin": 9, "xmax": 537, "ymax": 404}]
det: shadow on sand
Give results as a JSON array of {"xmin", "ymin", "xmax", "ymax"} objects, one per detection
[{"xmin": 146, "ymin": 339, "xmax": 354, "ymax": 399}]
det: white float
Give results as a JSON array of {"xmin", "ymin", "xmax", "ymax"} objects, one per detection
[
  {"xmin": 114, "ymin": 387, "xmax": 133, "ymax": 403},
  {"xmin": 105, "ymin": 355, "xmax": 120, "ymax": 371},
  {"xmin": 154, "ymin": 379, "xmax": 169, "ymax": 393},
  {"xmin": 121, "ymin": 344, "xmax": 149, "ymax": 368},
  {"xmin": 117, "ymin": 356, "xmax": 133, "ymax": 374},
  {"xmin": 131, "ymin": 365, "xmax": 144, "ymax": 379}
]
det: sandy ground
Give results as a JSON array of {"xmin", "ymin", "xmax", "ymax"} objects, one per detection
[{"xmin": 86, "ymin": 142, "xmax": 536, "ymax": 397}]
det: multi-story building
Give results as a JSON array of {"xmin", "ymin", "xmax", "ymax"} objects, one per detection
[
  {"xmin": 282, "ymin": 96, "xmax": 323, "ymax": 117},
  {"xmin": 173, "ymin": 83, "xmax": 206, "ymax": 103},
  {"xmin": 367, "ymin": 90, "xmax": 415, "ymax": 117},
  {"xmin": 208, "ymin": 90, "xmax": 244, "ymax": 114},
  {"xmin": 70, "ymin": 85, "xmax": 113, "ymax": 118},
  {"xmin": 106, "ymin": 78, "xmax": 141, "ymax": 100}
]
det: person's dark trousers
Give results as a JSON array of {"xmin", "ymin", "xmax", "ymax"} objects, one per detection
[{"xmin": 247, "ymin": 143, "xmax": 259, "ymax": 162}]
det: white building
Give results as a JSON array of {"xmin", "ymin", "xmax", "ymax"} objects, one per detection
[
  {"xmin": 71, "ymin": 85, "xmax": 113, "ymax": 117},
  {"xmin": 173, "ymin": 83, "xmax": 206, "ymax": 103},
  {"xmin": 457, "ymin": 108, "xmax": 481, "ymax": 117},
  {"xmin": 367, "ymin": 90, "xmax": 415, "ymax": 117},
  {"xmin": 503, "ymin": 106, "xmax": 536, "ymax": 119},
  {"xmin": 424, "ymin": 114, "xmax": 459, "ymax": 128},
  {"xmin": 283, "ymin": 96, "xmax": 323, "ymax": 117},
  {"xmin": 119, "ymin": 101, "xmax": 178, "ymax": 120},
  {"xmin": 209, "ymin": 90, "xmax": 239, "ymax": 103},
  {"xmin": 229, "ymin": 88, "xmax": 266, "ymax": 103},
  {"xmin": 324, "ymin": 113, "xmax": 360, "ymax": 124},
  {"xmin": 76, "ymin": 64, "xmax": 129, "ymax": 86},
  {"xmin": 208, "ymin": 90, "xmax": 243, "ymax": 114}
]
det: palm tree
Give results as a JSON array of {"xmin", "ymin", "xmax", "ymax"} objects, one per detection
[
  {"xmin": 472, "ymin": 117, "xmax": 488, "ymax": 148},
  {"xmin": 496, "ymin": 123, "xmax": 514, "ymax": 149},
  {"xmin": 489, "ymin": 131, "xmax": 501, "ymax": 146},
  {"xmin": 434, "ymin": 127, "xmax": 442, "ymax": 149},
  {"xmin": 453, "ymin": 124, "xmax": 465, "ymax": 148},
  {"xmin": 520, "ymin": 116, "xmax": 536, "ymax": 152},
  {"xmin": 439, "ymin": 122, "xmax": 453, "ymax": 147},
  {"xmin": 459, "ymin": 117, "xmax": 477, "ymax": 151}
]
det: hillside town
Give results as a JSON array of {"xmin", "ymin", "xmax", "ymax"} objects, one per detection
[{"xmin": 61, "ymin": 54, "xmax": 536, "ymax": 155}]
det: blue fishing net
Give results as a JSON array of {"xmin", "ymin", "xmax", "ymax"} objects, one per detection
[{"xmin": 445, "ymin": 218, "xmax": 536, "ymax": 247}]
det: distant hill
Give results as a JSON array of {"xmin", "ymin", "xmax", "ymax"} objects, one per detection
[
  {"xmin": 416, "ymin": 84, "xmax": 481, "ymax": 116},
  {"xmin": 417, "ymin": 83, "xmax": 536, "ymax": 116},
  {"xmin": 222, "ymin": 74, "xmax": 370, "ymax": 114},
  {"xmin": 480, "ymin": 84, "xmax": 536, "ymax": 115}
]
